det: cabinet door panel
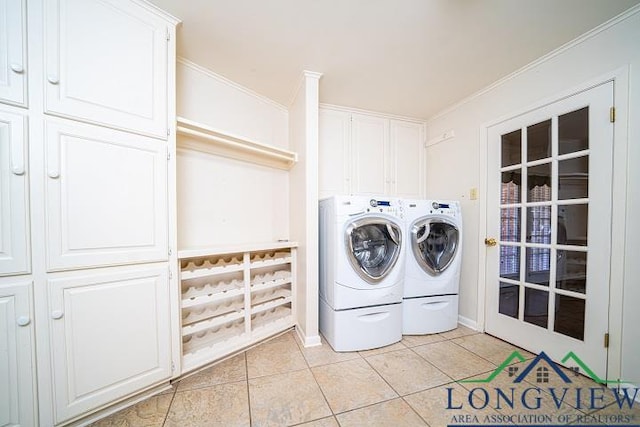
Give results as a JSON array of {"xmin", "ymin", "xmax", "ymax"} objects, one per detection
[
  {"xmin": 0, "ymin": 281, "xmax": 35, "ymax": 427},
  {"xmin": 0, "ymin": 0, "xmax": 26, "ymax": 106},
  {"xmin": 351, "ymin": 114, "xmax": 388, "ymax": 195},
  {"xmin": 390, "ymin": 120, "xmax": 424, "ymax": 198},
  {"xmin": 45, "ymin": 120, "xmax": 168, "ymax": 271},
  {"xmin": 319, "ymin": 109, "xmax": 351, "ymax": 197},
  {"xmin": 0, "ymin": 109, "xmax": 29, "ymax": 275},
  {"xmin": 49, "ymin": 266, "xmax": 171, "ymax": 423},
  {"xmin": 44, "ymin": 0, "xmax": 168, "ymax": 137}
]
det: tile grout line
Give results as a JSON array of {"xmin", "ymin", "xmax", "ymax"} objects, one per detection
[{"xmin": 244, "ymin": 351, "xmax": 253, "ymax": 426}]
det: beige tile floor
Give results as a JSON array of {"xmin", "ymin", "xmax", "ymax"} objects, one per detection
[{"xmin": 91, "ymin": 326, "xmax": 640, "ymax": 427}]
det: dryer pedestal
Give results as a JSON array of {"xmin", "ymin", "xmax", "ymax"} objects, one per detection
[
  {"xmin": 402, "ymin": 295, "xmax": 458, "ymax": 335},
  {"xmin": 320, "ymin": 298, "xmax": 402, "ymax": 352}
]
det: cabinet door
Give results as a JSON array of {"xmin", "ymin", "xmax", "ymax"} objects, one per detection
[
  {"xmin": 0, "ymin": 109, "xmax": 29, "ymax": 276},
  {"xmin": 0, "ymin": 0, "xmax": 26, "ymax": 106},
  {"xmin": 318, "ymin": 109, "xmax": 351, "ymax": 198},
  {"xmin": 44, "ymin": 119, "xmax": 168, "ymax": 271},
  {"xmin": 48, "ymin": 266, "xmax": 171, "ymax": 423},
  {"xmin": 351, "ymin": 114, "xmax": 388, "ymax": 196},
  {"xmin": 390, "ymin": 120, "xmax": 425, "ymax": 198},
  {"xmin": 0, "ymin": 280, "xmax": 36, "ymax": 427},
  {"xmin": 44, "ymin": 0, "xmax": 168, "ymax": 138}
]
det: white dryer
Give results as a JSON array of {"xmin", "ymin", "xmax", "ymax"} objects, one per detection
[
  {"xmin": 402, "ymin": 199, "xmax": 462, "ymax": 334},
  {"xmin": 319, "ymin": 195, "xmax": 405, "ymax": 351}
]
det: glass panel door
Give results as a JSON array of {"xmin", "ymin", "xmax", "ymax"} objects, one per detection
[
  {"xmin": 485, "ymin": 82, "xmax": 613, "ymax": 380},
  {"xmin": 346, "ymin": 218, "xmax": 401, "ymax": 283}
]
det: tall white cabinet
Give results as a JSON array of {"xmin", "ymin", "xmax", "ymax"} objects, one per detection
[
  {"xmin": 319, "ymin": 107, "xmax": 426, "ymax": 199},
  {"xmin": 0, "ymin": 0, "xmax": 179, "ymax": 425}
]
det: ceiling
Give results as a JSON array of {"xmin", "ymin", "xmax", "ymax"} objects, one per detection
[{"xmin": 148, "ymin": 0, "xmax": 640, "ymax": 120}]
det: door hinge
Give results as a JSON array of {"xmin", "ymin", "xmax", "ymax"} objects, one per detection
[
  {"xmin": 604, "ymin": 333, "xmax": 610, "ymax": 348},
  {"xmin": 167, "ymin": 148, "xmax": 171, "ymax": 160},
  {"xmin": 610, "ymin": 107, "xmax": 615, "ymax": 123},
  {"xmin": 169, "ymin": 269, "xmax": 173, "ymax": 280},
  {"xmin": 166, "ymin": 29, "xmax": 171, "ymax": 42},
  {"xmin": 171, "ymin": 361, "xmax": 175, "ymax": 372}
]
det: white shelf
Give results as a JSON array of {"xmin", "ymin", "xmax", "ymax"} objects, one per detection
[
  {"xmin": 179, "ymin": 241, "xmax": 297, "ymax": 259},
  {"xmin": 176, "ymin": 116, "xmax": 298, "ymax": 170},
  {"xmin": 178, "ymin": 244, "xmax": 297, "ymax": 376},
  {"xmin": 182, "ymin": 288, "xmax": 245, "ymax": 309},
  {"xmin": 182, "ymin": 310, "xmax": 245, "ymax": 336}
]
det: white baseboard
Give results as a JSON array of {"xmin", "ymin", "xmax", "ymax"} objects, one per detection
[
  {"xmin": 295, "ymin": 325, "xmax": 322, "ymax": 347},
  {"xmin": 458, "ymin": 315, "xmax": 479, "ymax": 331}
]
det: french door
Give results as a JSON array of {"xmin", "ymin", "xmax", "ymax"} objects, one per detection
[{"xmin": 485, "ymin": 82, "xmax": 614, "ymax": 379}]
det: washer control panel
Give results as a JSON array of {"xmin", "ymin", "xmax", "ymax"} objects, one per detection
[{"xmin": 366, "ymin": 199, "xmax": 403, "ymax": 218}]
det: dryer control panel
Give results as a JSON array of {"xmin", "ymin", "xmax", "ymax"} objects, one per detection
[{"xmin": 366, "ymin": 199, "xmax": 403, "ymax": 218}]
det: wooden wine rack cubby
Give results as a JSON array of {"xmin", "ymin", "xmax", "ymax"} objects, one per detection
[{"xmin": 178, "ymin": 243, "xmax": 297, "ymax": 373}]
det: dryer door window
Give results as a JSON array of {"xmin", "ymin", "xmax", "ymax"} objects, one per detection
[
  {"xmin": 412, "ymin": 219, "xmax": 459, "ymax": 276},
  {"xmin": 346, "ymin": 218, "xmax": 402, "ymax": 284}
]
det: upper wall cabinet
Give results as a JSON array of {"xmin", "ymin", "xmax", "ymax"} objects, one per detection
[
  {"xmin": 318, "ymin": 109, "xmax": 351, "ymax": 197},
  {"xmin": 44, "ymin": 0, "xmax": 169, "ymax": 138},
  {"xmin": 0, "ymin": 0, "xmax": 27, "ymax": 107},
  {"xmin": 44, "ymin": 119, "xmax": 168, "ymax": 271},
  {"xmin": 0, "ymin": 108, "xmax": 29, "ymax": 276},
  {"xmin": 319, "ymin": 108, "xmax": 425, "ymax": 199},
  {"xmin": 351, "ymin": 113, "xmax": 389, "ymax": 196},
  {"xmin": 389, "ymin": 119, "xmax": 425, "ymax": 198}
]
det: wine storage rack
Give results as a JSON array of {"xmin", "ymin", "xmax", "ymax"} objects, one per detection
[{"xmin": 178, "ymin": 243, "xmax": 296, "ymax": 373}]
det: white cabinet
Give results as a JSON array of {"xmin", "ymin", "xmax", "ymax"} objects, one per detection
[
  {"xmin": 389, "ymin": 119, "xmax": 425, "ymax": 198},
  {"xmin": 318, "ymin": 109, "xmax": 351, "ymax": 198},
  {"xmin": 48, "ymin": 266, "xmax": 171, "ymax": 424},
  {"xmin": 318, "ymin": 108, "xmax": 425, "ymax": 198},
  {"xmin": 0, "ymin": 0, "xmax": 27, "ymax": 107},
  {"xmin": 0, "ymin": 108, "xmax": 29, "ymax": 276},
  {"xmin": 44, "ymin": 0, "xmax": 170, "ymax": 138},
  {"xmin": 351, "ymin": 113, "xmax": 389, "ymax": 195},
  {"xmin": 179, "ymin": 244, "xmax": 296, "ymax": 373},
  {"xmin": 0, "ymin": 280, "xmax": 36, "ymax": 427},
  {"xmin": 44, "ymin": 119, "xmax": 168, "ymax": 271}
]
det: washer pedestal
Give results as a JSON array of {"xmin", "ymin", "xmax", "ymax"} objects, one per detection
[
  {"xmin": 320, "ymin": 298, "xmax": 402, "ymax": 352},
  {"xmin": 402, "ymin": 295, "xmax": 458, "ymax": 335}
]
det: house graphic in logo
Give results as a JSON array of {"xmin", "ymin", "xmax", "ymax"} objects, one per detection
[{"xmin": 460, "ymin": 350, "xmax": 615, "ymax": 385}]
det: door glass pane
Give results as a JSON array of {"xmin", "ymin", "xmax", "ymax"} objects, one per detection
[
  {"xmin": 559, "ymin": 107, "xmax": 589, "ymax": 155},
  {"xmin": 501, "ymin": 170, "xmax": 521, "ymax": 203},
  {"xmin": 554, "ymin": 295, "xmax": 585, "ymax": 340},
  {"xmin": 500, "ymin": 246, "xmax": 520, "ymax": 280},
  {"xmin": 500, "ymin": 208, "xmax": 520, "ymax": 242},
  {"xmin": 499, "ymin": 282, "xmax": 519, "ymax": 318},
  {"xmin": 502, "ymin": 129, "xmax": 522, "ymax": 167},
  {"xmin": 524, "ymin": 287, "xmax": 548, "ymax": 328},
  {"xmin": 525, "ymin": 247, "xmax": 550, "ymax": 286},
  {"xmin": 558, "ymin": 204, "xmax": 588, "ymax": 246},
  {"xmin": 527, "ymin": 163, "xmax": 551, "ymax": 202},
  {"xmin": 559, "ymin": 156, "xmax": 589, "ymax": 200},
  {"xmin": 526, "ymin": 206, "xmax": 551, "ymax": 244},
  {"xmin": 350, "ymin": 224, "xmax": 399, "ymax": 278},
  {"xmin": 527, "ymin": 120, "xmax": 552, "ymax": 162},
  {"xmin": 556, "ymin": 250, "xmax": 587, "ymax": 294},
  {"xmin": 413, "ymin": 221, "xmax": 458, "ymax": 275}
]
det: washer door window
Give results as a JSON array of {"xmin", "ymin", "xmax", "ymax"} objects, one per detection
[
  {"xmin": 412, "ymin": 218, "xmax": 459, "ymax": 276},
  {"xmin": 346, "ymin": 218, "xmax": 402, "ymax": 284}
]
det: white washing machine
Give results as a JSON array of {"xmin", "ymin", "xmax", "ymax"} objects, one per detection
[
  {"xmin": 319, "ymin": 195, "xmax": 405, "ymax": 351},
  {"xmin": 402, "ymin": 199, "xmax": 462, "ymax": 334}
]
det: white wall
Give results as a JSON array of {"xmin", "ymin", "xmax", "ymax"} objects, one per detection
[
  {"xmin": 289, "ymin": 72, "xmax": 322, "ymax": 346},
  {"xmin": 425, "ymin": 6, "xmax": 640, "ymax": 383},
  {"xmin": 176, "ymin": 59, "xmax": 290, "ymax": 248}
]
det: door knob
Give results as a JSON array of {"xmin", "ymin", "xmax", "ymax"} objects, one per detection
[{"xmin": 484, "ymin": 237, "xmax": 497, "ymax": 247}]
